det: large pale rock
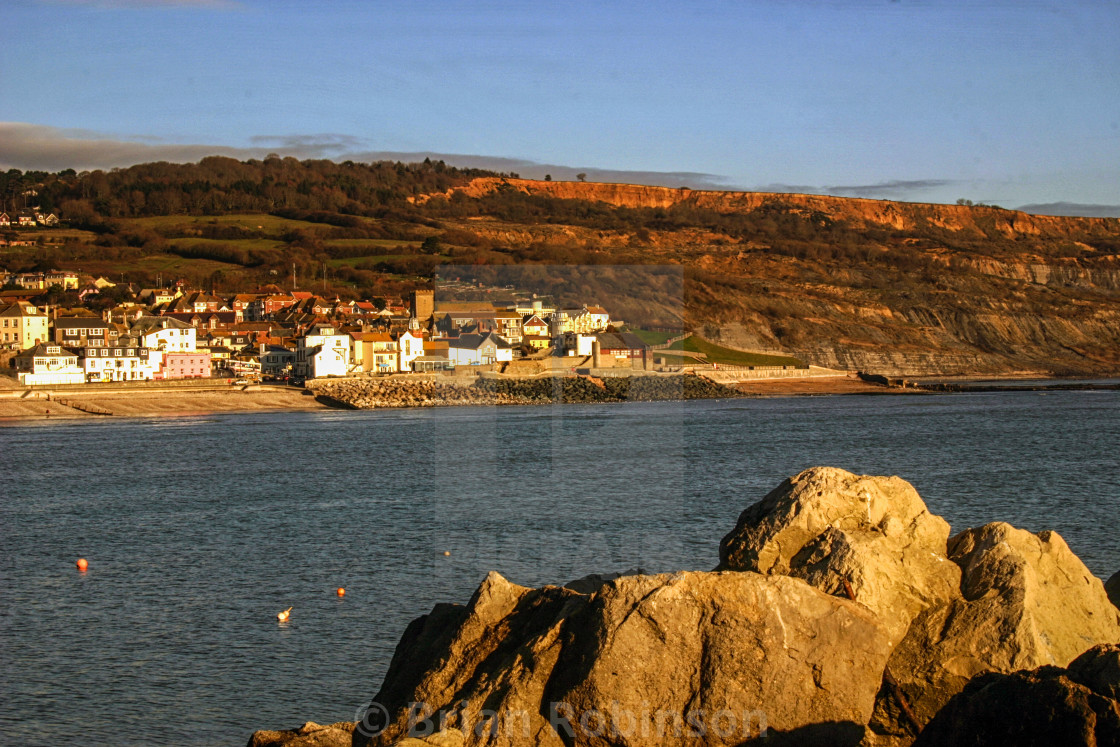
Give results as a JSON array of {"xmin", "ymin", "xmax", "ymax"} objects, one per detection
[
  {"xmin": 718, "ymin": 467, "xmax": 958, "ymax": 644},
  {"xmin": 247, "ymin": 721, "xmax": 355, "ymax": 747},
  {"xmin": 338, "ymin": 470, "xmax": 1120, "ymax": 747},
  {"xmin": 547, "ymin": 571, "xmax": 893, "ymax": 745},
  {"xmin": 359, "ymin": 571, "xmax": 582, "ymax": 747},
  {"xmin": 951, "ymin": 523, "xmax": 1120, "ymax": 664},
  {"xmin": 870, "ymin": 522, "xmax": 1120, "ymax": 740},
  {"xmin": 388, "ymin": 730, "xmax": 465, "ymax": 747},
  {"xmin": 358, "ymin": 569, "xmax": 892, "ymax": 747}
]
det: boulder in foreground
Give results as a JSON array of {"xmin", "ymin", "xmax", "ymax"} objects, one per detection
[
  {"xmin": 912, "ymin": 644, "xmax": 1120, "ymax": 746},
  {"xmin": 248, "ymin": 467, "xmax": 1120, "ymax": 747},
  {"xmin": 357, "ymin": 569, "xmax": 892, "ymax": 746},
  {"xmin": 247, "ymin": 721, "xmax": 354, "ymax": 747},
  {"xmin": 717, "ymin": 466, "xmax": 959, "ymax": 646},
  {"xmin": 870, "ymin": 521, "xmax": 1120, "ymax": 740}
]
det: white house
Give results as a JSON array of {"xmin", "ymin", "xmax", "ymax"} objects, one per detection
[
  {"xmin": 560, "ymin": 333, "xmax": 596, "ymax": 357},
  {"xmin": 397, "ymin": 330, "xmax": 424, "ymax": 372},
  {"xmin": 550, "ymin": 305, "xmax": 610, "ymax": 336},
  {"xmin": 132, "ymin": 317, "xmax": 197, "ymax": 353},
  {"xmin": 14, "ymin": 343, "xmax": 85, "ymax": 385},
  {"xmin": 81, "ymin": 344, "xmax": 159, "ymax": 382},
  {"xmin": 447, "ymin": 332, "xmax": 514, "ymax": 366},
  {"xmin": 583, "ymin": 305, "xmax": 611, "ymax": 332},
  {"xmin": 295, "ymin": 323, "xmax": 351, "ymax": 378}
]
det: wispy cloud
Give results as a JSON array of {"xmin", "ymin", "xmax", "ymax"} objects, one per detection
[
  {"xmin": 1016, "ymin": 202, "xmax": 1120, "ymax": 219},
  {"xmin": 248, "ymin": 134, "xmax": 370, "ymax": 157},
  {"xmin": 0, "ymin": 122, "xmax": 272, "ymax": 171},
  {"xmin": 826, "ymin": 179, "xmax": 956, "ymax": 198},
  {"xmin": 0, "ymin": 122, "xmax": 733, "ymax": 189},
  {"xmin": 344, "ymin": 151, "xmax": 732, "ymax": 189},
  {"xmin": 757, "ymin": 179, "xmax": 958, "ymax": 199}
]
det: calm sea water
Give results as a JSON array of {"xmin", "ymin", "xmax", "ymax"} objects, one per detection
[{"xmin": 2, "ymin": 392, "xmax": 1118, "ymax": 746}]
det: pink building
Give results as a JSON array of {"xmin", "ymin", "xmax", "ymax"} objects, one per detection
[{"xmin": 158, "ymin": 351, "xmax": 212, "ymax": 379}]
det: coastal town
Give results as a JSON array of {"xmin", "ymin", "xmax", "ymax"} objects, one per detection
[{"xmin": 1, "ymin": 268, "xmax": 661, "ymax": 387}]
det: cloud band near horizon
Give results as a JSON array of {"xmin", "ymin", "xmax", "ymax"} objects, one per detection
[
  {"xmin": 2, "ymin": 123, "xmax": 1117, "ymax": 218},
  {"xmin": 0, "ymin": 122, "xmax": 731, "ymax": 190}
]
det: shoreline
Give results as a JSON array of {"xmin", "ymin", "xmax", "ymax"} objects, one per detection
[
  {"xmin": 1, "ymin": 373, "xmax": 1116, "ymax": 426},
  {"xmin": 0, "ymin": 384, "xmax": 331, "ymax": 425}
]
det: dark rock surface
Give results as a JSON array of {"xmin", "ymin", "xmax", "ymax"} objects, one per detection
[
  {"xmin": 1106, "ymin": 569, "xmax": 1120, "ymax": 611},
  {"xmin": 913, "ymin": 646, "xmax": 1120, "ymax": 747}
]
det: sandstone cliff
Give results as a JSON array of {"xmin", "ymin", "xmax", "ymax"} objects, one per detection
[
  {"xmin": 241, "ymin": 468, "xmax": 1120, "ymax": 747},
  {"xmin": 419, "ymin": 177, "xmax": 1119, "ymax": 240},
  {"xmin": 419, "ymin": 179, "xmax": 1120, "ymax": 377}
]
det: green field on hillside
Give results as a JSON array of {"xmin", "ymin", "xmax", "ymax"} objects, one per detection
[
  {"xmin": 651, "ymin": 352, "xmax": 705, "ymax": 366},
  {"xmin": 125, "ymin": 214, "xmax": 324, "ymax": 233},
  {"xmin": 166, "ymin": 237, "xmax": 287, "ymax": 252},
  {"xmin": 326, "ymin": 254, "xmax": 409, "ymax": 268},
  {"xmin": 61, "ymin": 253, "xmax": 246, "ymax": 278},
  {"xmin": 9, "ymin": 228, "xmax": 100, "ymax": 243},
  {"xmin": 629, "ymin": 328, "xmax": 675, "ymax": 346},
  {"xmin": 323, "ymin": 238, "xmax": 422, "ymax": 249},
  {"xmin": 667, "ymin": 336, "xmax": 804, "ymax": 367}
]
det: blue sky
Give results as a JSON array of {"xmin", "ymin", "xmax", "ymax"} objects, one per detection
[{"xmin": 2, "ymin": 0, "xmax": 1118, "ymax": 214}]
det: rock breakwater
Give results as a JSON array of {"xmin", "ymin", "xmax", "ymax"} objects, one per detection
[
  {"xmin": 310, "ymin": 374, "xmax": 744, "ymax": 409},
  {"xmin": 249, "ymin": 467, "xmax": 1120, "ymax": 747}
]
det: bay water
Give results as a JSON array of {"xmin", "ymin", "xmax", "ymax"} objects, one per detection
[{"xmin": 1, "ymin": 391, "xmax": 1118, "ymax": 745}]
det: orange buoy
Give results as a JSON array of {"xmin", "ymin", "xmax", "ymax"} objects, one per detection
[
  {"xmin": 336, "ymin": 587, "xmax": 346, "ymax": 597},
  {"xmin": 443, "ymin": 551, "xmax": 451, "ymax": 556},
  {"xmin": 76, "ymin": 558, "xmax": 88, "ymax": 572},
  {"xmin": 277, "ymin": 607, "xmax": 292, "ymax": 622}
]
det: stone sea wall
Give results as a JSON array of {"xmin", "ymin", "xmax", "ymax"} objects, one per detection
[{"xmin": 309, "ymin": 374, "xmax": 745, "ymax": 409}]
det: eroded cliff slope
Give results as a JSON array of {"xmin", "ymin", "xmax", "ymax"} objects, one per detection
[{"xmin": 421, "ymin": 179, "xmax": 1120, "ymax": 376}]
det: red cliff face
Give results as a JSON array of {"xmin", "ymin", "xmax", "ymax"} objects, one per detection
[
  {"xmin": 421, "ymin": 179, "xmax": 1120, "ymax": 377},
  {"xmin": 417, "ymin": 177, "xmax": 1118, "ymax": 239}
]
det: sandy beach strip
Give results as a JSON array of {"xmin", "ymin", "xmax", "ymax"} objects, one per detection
[
  {"xmin": 0, "ymin": 386, "xmax": 330, "ymax": 424},
  {"xmin": 734, "ymin": 375, "xmax": 907, "ymax": 396},
  {"xmin": 0, "ymin": 374, "xmax": 912, "ymax": 424}
]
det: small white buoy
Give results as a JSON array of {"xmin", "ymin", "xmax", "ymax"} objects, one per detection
[{"xmin": 277, "ymin": 607, "xmax": 292, "ymax": 622}]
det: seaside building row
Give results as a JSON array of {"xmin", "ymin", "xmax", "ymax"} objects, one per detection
[{"xmin": 3, "ymin": 280, "xmax": 652, "ymax": 385}]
